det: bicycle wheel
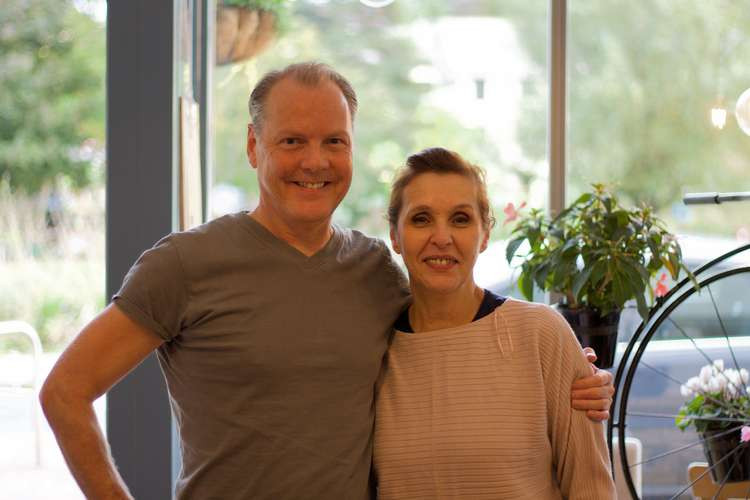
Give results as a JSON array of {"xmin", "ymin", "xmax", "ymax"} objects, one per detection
[{"xmin": 611, "ymin": 263, "xmax": 750, "ymax": 499}]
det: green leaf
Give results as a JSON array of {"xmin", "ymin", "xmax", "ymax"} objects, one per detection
[
  {"xmin": 519, "ymin": 272, "xmax": 534, "ymax": 301},
  {"xmin": 635, "ymin": 290, "xmax": 649, "ymax": 320},
  {"xmin": 505, "ymin": 236, "xmax": 526, "ymax": 264},
  {"xmin": 572, "ymin": 266, "xmax": 593, "ymax": 301}
]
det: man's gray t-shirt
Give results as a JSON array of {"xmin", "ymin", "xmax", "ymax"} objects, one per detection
[{"xmin": 113, "ymin": 212, "xmax": 409, "ymax": 499}]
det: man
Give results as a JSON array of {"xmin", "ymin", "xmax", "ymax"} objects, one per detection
[{"xmin": 41, "ymin": 62, "xmax": 613, "ymax": 499}]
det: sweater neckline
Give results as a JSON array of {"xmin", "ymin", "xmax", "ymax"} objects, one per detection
[{"xmin": 394, "ymin": 297, "xmax": 514, "ymax": 337}]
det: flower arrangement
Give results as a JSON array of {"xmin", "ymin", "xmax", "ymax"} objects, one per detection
[{"xmin": 676, "ymin": 359, "xmax": 750, "ymax": 434}]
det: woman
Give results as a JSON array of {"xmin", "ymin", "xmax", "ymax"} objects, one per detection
[{"xmin": 373, "ymin": 148, "xmax": 615, "ymax": 499}]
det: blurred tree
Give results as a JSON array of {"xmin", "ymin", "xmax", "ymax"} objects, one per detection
[
  {"xmin": 212, "ymin": 0, "xmax": 513, "ymax": 237},
  {"xmin": 511, "ymin": 0, "xmax": 750, "ymax": 220},
  {"xmin": 0, "ymin": 0, "xmax": 105, "ymax": 193}
]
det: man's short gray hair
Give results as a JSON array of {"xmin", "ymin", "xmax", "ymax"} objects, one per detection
[{"xmin": 248, "ymin": 62, "xmax": 358, "ymax": 131}]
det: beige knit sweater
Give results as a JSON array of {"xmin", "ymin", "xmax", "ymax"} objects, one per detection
[{"xmin": 373, "ymin": 298, "xmax": 615, "ymax": 499}]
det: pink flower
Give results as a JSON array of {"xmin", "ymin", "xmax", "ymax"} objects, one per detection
[
  {"xmin": 503, "ymin": 202, "xmax": 527, "ymax": 225},
  {"xmin": 741, "ymin": 426, "xmax": 750, "ymax": 443},
  {"xmin": 654, "ymin": 273, "xmax": 669, "ymax": 297}
]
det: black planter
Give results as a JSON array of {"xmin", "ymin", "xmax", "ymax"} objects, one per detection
[
  {"xmin": 701, "ymin": 429, "xmax": 750, "ymax": 483},
  {"xmin": 557, "ymin": 306, "xmax": 620, "ymax": 369}
]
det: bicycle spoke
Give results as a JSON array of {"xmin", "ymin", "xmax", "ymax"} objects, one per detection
[
  {"xmin": 640, "ymin": 360, "xmax": 685, "ymax": 386},
  {"xmin": 711, "ymin": 454, "xmax": 739, "ymax": 500},
  {"xmin": 707, "ymin": 284, "xmax": 748, "ymax": 398},
  {"xmin": 669, "ymin": 441, "xmax": 745, "ymax": 500},
  {"xmin": 664, "ymin": 316, "xmax": 748, "ymax": 405},
  {"xmin": 627, "ymin": 411, "xmax": 749, "ymax": 423},
  {"xmin": 631, "ymin": 424, "xmax": 745, "ymax": 467},
  {"xmin": 667, "ymin": 316, "xmax": 716, "ymax": 366}
]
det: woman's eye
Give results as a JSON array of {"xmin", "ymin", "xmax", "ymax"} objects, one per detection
[
  {"xmin": 411, "ymin": 214, "xmax": 429, "ymax": 225},
  {"xmin": 453, "ymin": 213, "xmax": 470, "ymax": 225}
]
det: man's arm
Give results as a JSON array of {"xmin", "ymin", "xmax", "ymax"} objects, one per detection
[
  {"xmin": 40, "ymin": 303, "xmax": 164, "ymax": 500},
  {"xmin": 570, "ymin": 347, "xmax": 615, "ymax": 422}
]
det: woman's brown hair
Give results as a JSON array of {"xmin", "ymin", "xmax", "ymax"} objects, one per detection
[{"xmin": 387, "ymin": 147, "xmax": 496, "ymax": 232}]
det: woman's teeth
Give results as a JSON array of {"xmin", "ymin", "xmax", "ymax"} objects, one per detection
[{"xmin": 425, "ymin": 257, "xmax": 455, "ymax": 266}]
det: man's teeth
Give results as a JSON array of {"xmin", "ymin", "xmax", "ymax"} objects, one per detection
[
  {"xmin": 426, "ymin": 258, "xmax": 455, "ymax": 266},
  {"xmin": 296, "ymin": 181, "xmax": 325, "ymax": 189}
]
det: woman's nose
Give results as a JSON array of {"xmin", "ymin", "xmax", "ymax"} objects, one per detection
[{"xmin": 430, "ymin": 224, "xmax": 453, "ymax": 247}]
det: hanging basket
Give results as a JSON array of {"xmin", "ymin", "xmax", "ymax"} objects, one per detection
[{"xmin": 216, "ymin": 6, "xmax": 276, "ymax": 65}]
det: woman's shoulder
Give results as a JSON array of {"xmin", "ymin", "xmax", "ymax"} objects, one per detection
[
  {"xmin": 495, "ymin": 297, "xmax": 564, "ymax": 323},
  {"xmin": 495, "ymin": 298, "xmax": 577, "ymax": 344}
]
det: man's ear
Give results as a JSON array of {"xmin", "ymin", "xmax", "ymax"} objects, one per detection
[
  {"xmin": 389, "ymin": 227, "xmax": 401, "ymax": 255},
  {"xmin": 246, "ymin": 124, "xmax": 258, "ymax": 169}
]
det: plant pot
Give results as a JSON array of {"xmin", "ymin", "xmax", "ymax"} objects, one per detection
[
  {"xmin": 216, "ymin": 6, "xmax": 276, "ymax": 65},
  {"xmin": 700, "ymin": 428, "xmax": 750, "ymax": 483},
  {"xmin": 557, "ymin": 305, "xmax": 620, "ymax": 369}
]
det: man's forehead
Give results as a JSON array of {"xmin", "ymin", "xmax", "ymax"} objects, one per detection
[
  {"xmin": 262, "ymin": 78, "xmax": 353, "ymax": 133},
  {"xmin": 266, "ymin": 78, "xmax": 349, "ymax": 113}
]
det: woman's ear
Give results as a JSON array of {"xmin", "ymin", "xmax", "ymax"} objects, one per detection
[
  {"xmin": 479, "ymin": 228, "xmax": 489, "ymax": 253},
  {"xmin": 389, "ymin": 227, "xmax": 401, "ymax": 255}
]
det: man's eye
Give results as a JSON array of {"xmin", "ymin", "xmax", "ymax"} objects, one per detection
[
  {"xmin": 281, "ymin": 138, "xmax": 300, "ymax": 145},
  {"xmin": 327, "ymin": 137, "xmax": 348, "ymax": 147}
]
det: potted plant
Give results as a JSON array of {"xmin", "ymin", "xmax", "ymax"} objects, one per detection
[
  {"xmin": 216, "ymin": 0, "xmax": 290, "ymax": 65},
  {"xmin": 505, "ymin": 183, "xmax": 693, "ymax": 368},
  {"xmin": 677, "ymin": 359, "xmax": 750, "ymax": 482}
]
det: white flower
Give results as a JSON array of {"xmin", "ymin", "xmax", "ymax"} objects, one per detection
[
  {"xmin": 700, "ymin": 365, "xmax": 714, "ymax": 385},
  {"xmin": 713, "ymin": 359, "xmax": 725, "ymax": 372},
  {"xmin": 717, "ymin": 373, "xmax": 729, "ymax": 391},
  {"xmin": 685, "ymin": 376, "xmax": 702, "ymax": 396},
  {"xmin": 727, "ymin": 369, "xmax": 742, "ymax": 388},
  {"xmin": 681, "ymin": 384, "xmax": 694, "ymax": 398},
  {"xmin": 709, "ymin": 377, "xmax": 724, "ymax": 393},
  {"xmin": 741, "ymin": 369, "xmax": 749, "ymax": 385},
  {"xmin": 726, "ymin": 384, "xmax": 740, "ymax": 399}
]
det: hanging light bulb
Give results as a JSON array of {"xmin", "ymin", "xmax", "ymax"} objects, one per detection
[
  {"xmin": 736, "ymin": 87, "xmax": 750, "ymax": 136},
  {"xmin": 359, "ymin": 0, "xmax": 395, "ymax": 7},
  {"xmin": 711, "ymin": 105, "xmax": 727, "ymax": 129}
]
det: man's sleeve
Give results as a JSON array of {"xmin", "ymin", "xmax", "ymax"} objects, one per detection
[
  {"xmin": 540, "ymin": 307, "xmax": 616, "ymax": 499},
  {"xmin": 112, "ymin": 234, "xmax": 189, "ymax": 342}
]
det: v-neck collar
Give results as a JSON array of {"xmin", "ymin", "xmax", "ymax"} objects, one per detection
[{"xmin": 235, "ymin": 212, "xmax": 343, "ymax": 270}]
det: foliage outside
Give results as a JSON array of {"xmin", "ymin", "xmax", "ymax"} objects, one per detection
[
  {"xmin": 505, "ymin": 184, "xmax": 692, "ymax": 318},
  {"xmin": 0, "ymin": 0, "xmax": 105, "ymax": 352},
  {"xmin": 0, "ymin": 177, "xmax": 105, "ymax": 351},
  {"xmin": 676, "ymin": 359, "xmax": 750, "ymax": 434},
  {"xmin": 0, "ymin": 0, "xmax": 105, "ymax": 194}
]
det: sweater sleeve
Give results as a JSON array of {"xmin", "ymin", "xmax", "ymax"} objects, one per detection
[{"xmin": 537, "ymin": 306, "xmax": 616, "ymax": 499}]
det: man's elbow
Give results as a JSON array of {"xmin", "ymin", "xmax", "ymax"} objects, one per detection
[{"xmin": 39, "ymin": 373, "xmax": 89, "ymax": 426}]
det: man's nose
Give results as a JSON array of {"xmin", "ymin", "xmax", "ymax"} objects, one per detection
[{"xmin": 300, "ymin": 143, "xmax": 330, "ymax": 171}]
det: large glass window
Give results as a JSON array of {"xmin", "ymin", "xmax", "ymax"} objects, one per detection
[
  {"xmin": 210, "ymin": 0, "xmax": 550, "ymax": 294},
  {"xmin": 0, "ymin": 1, "xmax": 107, "ymax": 498},
  {"xmin": 568, "ymin": 1, "xmax": 750, "ymax": 244},
  {"xmin": 568, "ymin": 3, "xmax": 750, "ymax": 497}
]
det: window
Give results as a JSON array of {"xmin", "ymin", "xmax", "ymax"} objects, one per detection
[{"xmin": 210, "ymin": 0, "xmax": 550, "ymax": 293}]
